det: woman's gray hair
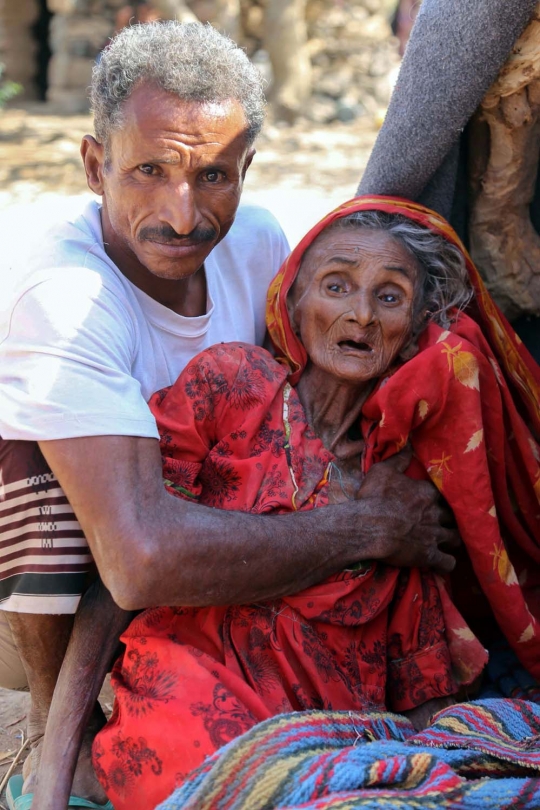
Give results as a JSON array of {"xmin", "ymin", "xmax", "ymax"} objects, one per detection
[
  {"xmin": 335, "ymin": 210, "xmax": 473, "ymax": 329},
  {"xmin": 91, "ymin": 21, "xmax": 265, "ymax": 147}
]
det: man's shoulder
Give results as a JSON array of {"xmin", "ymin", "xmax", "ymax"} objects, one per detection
[
  {"xmin": 27, "ymin": 199, "xmax": 106, "ymax": 272},
  {"xmin": 0, "ymin": 201, "xmax": 136, "ymax": 341},
  {"xmin": 7, "ymin": 200, "xmax": 128, "ymax": 309},
  {"xmin": 230, "ymin": 203, "xmax": 283, "ymax": 229},
  {"xmin": 222, "ymin": 204, "xmax": 288, "ymax": 250},
  {"xmin": 210, "ymin": 204, "xmax": 289, "ymax": 284}
]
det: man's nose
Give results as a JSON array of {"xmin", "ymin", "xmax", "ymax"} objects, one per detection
[
  {"xmin": 160, "ymin": 181, "xmax": 199, "ymax": 236},
  {"xmin": 348, "ymin": 292, "xmax": 375, "ymax": 326}
]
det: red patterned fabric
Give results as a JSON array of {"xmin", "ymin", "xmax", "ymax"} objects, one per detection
[
  {"xmin": 94, "ymin": 344, "xmax": 477, "ymax": 810},
  {"xmin": 266, "ymin": 195, "xmax": 540, "ymax": 675},
  {"xmin": 93, "ymin": 196, "xmax": 540, "ymax": 810},
  {"xmin": 266, "ymin": 196, "xmax": 540, "ymax": 436}
]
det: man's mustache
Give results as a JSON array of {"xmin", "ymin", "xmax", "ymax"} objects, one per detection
[{"xmin": 138, "ymin": 224, "xmax": 217, "ymax": 244}]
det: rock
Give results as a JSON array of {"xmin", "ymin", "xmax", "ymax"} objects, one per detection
[
  {"xmin": 336, "ymin": 100, "xmax": 359, "ymax": 122},
  {"xmin": 0, "ymin": 0, "xmax": 401, "ymax": 121},
  {"xmin": 252, "ymin": 48, "xmax": 273, "ymax": 86},
  {"xmin": 48, "ymin": 53, "xmax": 94, "ymax": 89},
  {"xmin": 316, "ymin": 67, "xmax": 353, "ymax": 99},
  {"xmin": 307, "ymin": 93, "xmax": 338, "ymax": 123}
]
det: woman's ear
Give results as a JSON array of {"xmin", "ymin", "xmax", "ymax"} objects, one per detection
[
  {"xmin": 286, "ymin": 283, "xmax": 302, "ymax": 336},
  {"xmin": 398, "ymin": 307, "xmax": 429, "ymax": 363},
  {"xmin": 398, "ymin": 339, "xmax": 419, "ymax": 363}
]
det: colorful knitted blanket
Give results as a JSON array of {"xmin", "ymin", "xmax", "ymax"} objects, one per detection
[{"xmin": 157, "ymin": 699, "xmax": 540, "ymax": 809}]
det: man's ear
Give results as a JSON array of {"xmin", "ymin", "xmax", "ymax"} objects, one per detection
[
  {"xmin": 81, "ymin": 135, "xmax": 106, "ymax": 195},
  {"xmin": 241, "ymin": 147, "xmax": 256, "ymax": 180}
]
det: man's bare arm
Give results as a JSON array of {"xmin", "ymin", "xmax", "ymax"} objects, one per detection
[{"xmin": 39, "ymin": 435, "xmax": 457, "ymax": 610}]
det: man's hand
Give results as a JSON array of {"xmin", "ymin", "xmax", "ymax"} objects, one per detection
[
  {"xmin": 40, "ymin": 436, "xmax": 458, "ymax": 610},
  {"xmin": 357, "ymin": 449, "xmax": 459, "ymax": 572}
]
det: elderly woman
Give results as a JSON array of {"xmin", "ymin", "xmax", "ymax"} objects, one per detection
[{"xmin": 86, "ymin": 196, "xmax": 540, "ymax": 810}]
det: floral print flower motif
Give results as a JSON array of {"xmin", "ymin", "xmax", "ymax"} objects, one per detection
[
  {"xmin": 190, "ymin": 683, "xmax": 257, "ymax": 749},
  {"xmin": 244, "ymin": 345, "xmax": 287, "ymax": 383},
  {"xmin": 162, "ymin": 457, "xmax": 200, "ymax": 495},
  {"xmin": 116, "ymin": 647, "xmax": 179, "ymax": 717},
  {"xmin": 256, "ymin": 464, "xmax": 288, "ymax": 501},
  {"xmin": 227, "ymin": 363, "xmax": 267, "ymax": 410},
  {"xmin": 250, "ymin": 412, "xmax": 286, "ymax": 458},
  {"xmin": 110, "ymin": 734, "xmax": 163, "ymax": 778},
  {"xmin": 92, "ymin": 733, "xmax": 163, "ymax": 798},
  {"xmin": 184, "ymin": 362, "xmax": 227, "ymax": 422},
  {"xmin": 199, "ymin": 457, "xmax": 242, "ymax": 507}
]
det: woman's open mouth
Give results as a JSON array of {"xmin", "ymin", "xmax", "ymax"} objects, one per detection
[{"xmin": 338, "ymin": 340, "xmax": 373, "ymax": 353}]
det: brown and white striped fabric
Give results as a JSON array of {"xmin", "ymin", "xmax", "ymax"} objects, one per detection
[{"xmin": 0, "ymin": 439, "xmax": 92, "ymax": 614}]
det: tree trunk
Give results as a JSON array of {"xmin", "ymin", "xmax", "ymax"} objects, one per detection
[
  {"xmin": 263, "ymin": 0, "xmax": 312, "ymax": 122},
  {"xmin": 468, "ymin": 4, "xmax": 540, "ymax": 319},
  {"xmin": 213, "ymin": 0, "xmax": 240, "ymax": 43}
]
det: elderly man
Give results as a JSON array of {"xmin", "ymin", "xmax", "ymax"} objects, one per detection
[{"xmin": 0, "ymin": 21, "xmax": 455, "ymax": 808}]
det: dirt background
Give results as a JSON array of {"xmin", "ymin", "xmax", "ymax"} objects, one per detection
[
  {"xmin": 0, "ymin": 102, "xmax": 381, "ymax": 803},
  {"xmin": 0, "ymin": 102, "xmax": 381, "ymax": 251}
]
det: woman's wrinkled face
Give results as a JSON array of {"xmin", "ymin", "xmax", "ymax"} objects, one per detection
[{"xmin": 289, "ymin": 226, "xmax": 421, "ymax": 385}]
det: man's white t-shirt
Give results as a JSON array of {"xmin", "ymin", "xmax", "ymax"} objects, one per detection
[{"xmin": 0, "ymin": 200, "xmax": 290, "ymax": 441}]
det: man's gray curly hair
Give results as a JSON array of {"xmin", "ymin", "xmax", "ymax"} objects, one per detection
[
  {"xmin": 335, "ymin": 210, "xmax": 473, "ymax": 329},
  {"xmin": 91, "ymin": 21, "xmax": 266, "ymax": 147}
]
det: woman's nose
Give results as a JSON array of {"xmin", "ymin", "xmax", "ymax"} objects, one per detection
[{"xmin": 348, "ymin": 293, "xmax": 375, "ymax": 326}]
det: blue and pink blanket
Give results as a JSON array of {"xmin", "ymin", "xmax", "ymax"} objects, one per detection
[{"xmin": 158, "ymin": 699, "xmax": 540, "ymax": 809}]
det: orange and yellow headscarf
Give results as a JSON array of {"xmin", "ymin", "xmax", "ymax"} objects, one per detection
[{"xmin": 266, "ymin": 195, "xmax": 540, "ymax": 437}]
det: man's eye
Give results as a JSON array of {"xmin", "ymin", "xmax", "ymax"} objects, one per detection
[
  {"xmin": 138, "ymin": 164, "xmax": 156, "ymax": 175},
  {"xmin": 202, "ymin": 170, "xmax": 223, "ymax": 183}
]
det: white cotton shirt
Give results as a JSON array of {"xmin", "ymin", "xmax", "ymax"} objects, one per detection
[{"xmin": 0, "ymin": 200, "xmax": 290, "ymax": 441}]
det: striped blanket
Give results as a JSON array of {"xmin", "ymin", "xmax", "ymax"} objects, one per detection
[{"xmin": 157, "ymin": 699, "xmax": 540, "ymax": 809}]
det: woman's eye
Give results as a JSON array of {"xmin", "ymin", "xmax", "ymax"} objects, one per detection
[
  {"xmin": 379, "ymin": 293, "xmax": 399, "ymax": 304},
  {"xmin": 327, "ymin": 282, "xmax": 345, "ymax": 294}
]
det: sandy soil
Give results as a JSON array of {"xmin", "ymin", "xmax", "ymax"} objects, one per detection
[
  {"xmin": 0, "ymin": 101, "xmax": 381, "ymax": 804},
  {"xmin": 0, "ymin": 102, "xmax": 381, "ymax": 247}
]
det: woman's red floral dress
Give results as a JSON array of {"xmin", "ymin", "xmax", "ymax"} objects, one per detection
[
  {"xmin": 93, "ymin": 195, "xmax": 540, "ymax": 810},
  {"xmin": 93, "ymin": 340, "xmax": 487, "ymax": 810}
]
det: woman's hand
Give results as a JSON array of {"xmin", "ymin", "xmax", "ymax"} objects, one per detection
[{"xmin": 357, "ymin": 448, "xmax": 460, "ymax": 572}]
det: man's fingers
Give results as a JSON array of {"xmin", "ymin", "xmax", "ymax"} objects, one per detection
[
  {"xmin": 380, "ymin": 446, "xmax": 413, "ymax": 474},
  {"xmin": 431, "ymin": 549, "xmax": 457, "ymax": 574},
  {"xmin": 437, "ymin": 503, "xmax": 455, "ymax": 527},
  {"xmin": 436, "ymin": 526, "xmax": 461, "ymax": 549}
]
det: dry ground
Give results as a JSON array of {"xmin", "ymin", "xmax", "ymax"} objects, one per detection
[
  {"xmin": 0, "ymin": 102, "xmax": 381, "ymax": 246},
  {"xmin": 0, "ymin": 101, "xmax": 381, "ymax": 802}
]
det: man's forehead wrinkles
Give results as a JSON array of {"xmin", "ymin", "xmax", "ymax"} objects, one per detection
[
  {"xmin": 130, "ymin": 128, "xmax": 236, "ymax": 147},
  {"xmin": 124, "ymin": 135, "xmax": 241, "ymax": 165}
]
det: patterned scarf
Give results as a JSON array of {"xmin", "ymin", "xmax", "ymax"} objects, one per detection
[
  {"xmin": 267, "ymin": 195, "xmax": 540, "ymax": 678},
  {"xmin": 266, "ymin": 195, "xmax": 540, "ymax": 436}
]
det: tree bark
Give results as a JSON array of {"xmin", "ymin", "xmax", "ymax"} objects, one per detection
[
  {"xmin": 263, "ymin": 0, "xmax": 312, "ymax": 122},
  {"xmin": 468, "ymin": 5, "xmax": 540, "ymax": 318}
]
